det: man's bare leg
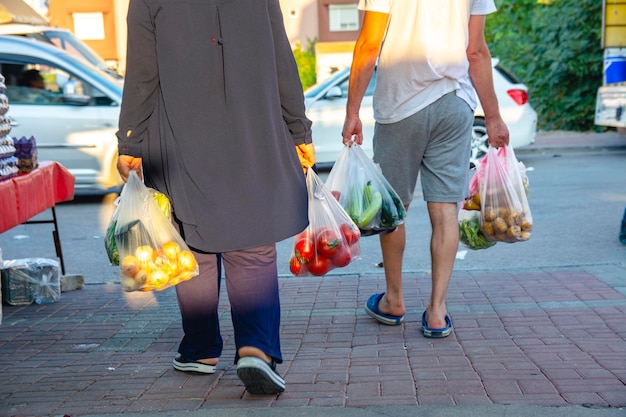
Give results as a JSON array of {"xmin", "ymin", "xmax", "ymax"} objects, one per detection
[
  {"xmin": 377, "ymin": 221, "xmax": 407, "ymax": 317},
  {"xmin": 424, "ymin": 201, "xmax": 458, "ymax": 329}
]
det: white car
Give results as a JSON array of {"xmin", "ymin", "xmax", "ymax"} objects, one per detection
[
  {"xmin": 0, "ymin": 24, "xmax": 122, "ymax": 80},
  {"xmin": 304, "ymin": 59, "xmax": 537, "ymax": 168},
  {"xmin": 0, "ymin": 35, "xmax": 123, "ymax": 193}
]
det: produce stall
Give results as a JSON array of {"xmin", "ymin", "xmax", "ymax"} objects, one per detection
[{"xmin": 0, "ymin": 160, "xmax": 75, "ymax": 274}]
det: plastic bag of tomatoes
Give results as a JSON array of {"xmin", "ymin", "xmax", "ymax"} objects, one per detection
[
  {"xmin": 288, "ymin": 168, "xmax": 361, "ymax": 277},
  {"xmin": 112, "ymin": 171, "xmax": 199, "ymax": 292}
]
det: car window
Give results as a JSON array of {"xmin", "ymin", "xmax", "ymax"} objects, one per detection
[
  {"xmin": 305, "ymin": 69, "xmax": 377, "ymax": 99},
  {"xmin": 334, "ymin": 72, "xmax": 376, "ymax": 99},
  {"xmin": 494, "ymin": 64, "xmax": 521, "ymax": 85},
  {"xmin": 0, "ymin": 59, "xmax": 114, "ymax": 106}
]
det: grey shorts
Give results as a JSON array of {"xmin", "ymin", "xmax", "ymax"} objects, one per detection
[{"xmin": 373, "ymin": 92, "xmax": 473, "ymax": 205}]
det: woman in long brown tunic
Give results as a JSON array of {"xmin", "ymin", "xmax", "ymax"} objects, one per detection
[{"xmin": 116, "ymin": 0, "xmax": 315, "ymax": 395}]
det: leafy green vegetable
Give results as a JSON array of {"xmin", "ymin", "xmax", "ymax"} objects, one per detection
[
  {"xmin": 104, "ymin": 219, "xmax": 119, "ymax": 265},
  {"xmin": 459, "ymin": 215, "xmax": 496, "ymax": 250}
]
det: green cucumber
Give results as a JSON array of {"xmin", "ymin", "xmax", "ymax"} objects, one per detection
[
  {"xmin": 358, "ymin": 191, "xmax": 382, "ymax": 227},
  {"xmin": 390, "ymin": 190, "xmax": 406, "ymax": 220},
  {"xmin": 348, "ymin": 184, "xmax": 363, "ymax": 224},
  {"xmin": 363, "ymin": 181, "xmax": 373, "ymax": 206},
  {"xmin": 380, "ymin": 196, "xmax": 395, "ymax": 227}
]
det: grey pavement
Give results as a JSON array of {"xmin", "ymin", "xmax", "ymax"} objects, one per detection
[{"xmin": 1, "ymin": 131, "xmax": 626, "ymax": 417}]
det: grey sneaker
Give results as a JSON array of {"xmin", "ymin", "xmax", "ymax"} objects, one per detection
[
  {"xmin": 172, "ymin": 354, "xmax": 217, "ymax": 374},
  {"xmin": 236, "ymin": 356, "xmax": 285, "ymax": 394}
]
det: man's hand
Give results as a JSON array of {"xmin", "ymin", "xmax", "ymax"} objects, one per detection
[
  {"xmin": 342, "ymin": 115, "xmax": 363, "ymax": 146},
  {"xmin": 486, "ymin": 116, "xmax": 510, "ymax": 149},
  {"xmin": 117, "ymin": 155, "xmax": 143, "ymax": 182},
  {"xmin": 296, "ymin": 143, "xmax": 316, "ymax": 173}
]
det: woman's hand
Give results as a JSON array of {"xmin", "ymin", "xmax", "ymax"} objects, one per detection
[
  {"xmin": 296, "ymin": 143, "xmax": 316, "ymax": 173},
  {"xmin": 117, "ymin": 155, "xmax": 143, "ymax": 182}
]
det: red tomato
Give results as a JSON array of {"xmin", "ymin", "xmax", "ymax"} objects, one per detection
[
  {"xmin": 289, "ymin": 256, "xmax": 303, "ymax": 276},
  {"xmin": 307, "ymin": 255, "xmax": 331, "ymax": 276},
  {"xmin": 332, "ymin": 245, "xmax": 352, "ymax": 267},
  {"xmin": 295, "ymin": 229, "xmax": 313, "ymax": 240},
  {"xmin": 340, "ymin": 223, "xmax": 360, "ymax": 245},
  {"xmin": 331, "ymin": 190, "xmax": 341, "ymax": 201},
  {"xmin": 295, "ymin": 237, "xmax": 315, "ymax": 263},
  {"xmin": 316, "ymin": 228, "xmax": 342, "ymax": 258}
]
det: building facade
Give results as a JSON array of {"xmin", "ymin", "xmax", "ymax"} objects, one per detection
[
  {"xmin": 47, "ymin": 0, "xmax": 129, "ymax": 73},
  {"xmin": 41, "ymin": 0, "xmax": 359, "ymax": 79},
  {"xmin": 280, "ymin": 0, "xmax": 362, "ymax": 80}
]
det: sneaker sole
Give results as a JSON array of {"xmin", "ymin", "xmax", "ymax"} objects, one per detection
[
  {"xmin": 237, "ymin": 356, "xmax": 285, "ymax": 394},
  {"xmin": 172, "ymin": 358, "xmax": 217, "ymax": 374}
]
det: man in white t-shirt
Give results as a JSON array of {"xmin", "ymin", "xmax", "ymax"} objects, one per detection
[{"xmin": 342, "ymin": 0, "xmax": 510, "ymax": 338}]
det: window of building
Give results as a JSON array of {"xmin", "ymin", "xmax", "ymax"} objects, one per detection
[{"xmin": 328, "ymin": 4, "xmax": 359, "ymax": 32}]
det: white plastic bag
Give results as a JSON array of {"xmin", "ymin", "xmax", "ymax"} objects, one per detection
[
  {"xmin": 479, "ymin": 145, "xmax": 533, "ymax": 243},
  {"xmin": 326, "ymin": 145, "xmax": 406, "ymax": 235},
  {"xmin": 288, "ymin": 168, "xmax": 361, "ymax": 277},
  {"xmin": 113, "ymin": 171, "xmax": 198, "ymax": 291}
]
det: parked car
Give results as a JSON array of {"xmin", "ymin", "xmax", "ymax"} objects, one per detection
[
  {"xmin": 304, "ymin": 59, "xmax": 537, "ymax": 168},
  {"xmin": 0, "ymin": 24, "xmax": 123, "ymax": 80},
  {"xmin": 0, "ymin": 35, "xmax": 123, "ymax": 193}
]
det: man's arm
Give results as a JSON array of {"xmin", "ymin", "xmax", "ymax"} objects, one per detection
[
  {"xmin": 342, "ymin": 11, "xmax": 388, "ymax": 145},
  {"xmin": 467, "ymin": 14, "xmax": 509, "ymax": 148}
]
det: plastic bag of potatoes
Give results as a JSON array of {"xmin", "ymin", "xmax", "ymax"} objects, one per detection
[{"xmin": 478, "ymin": 145, "xmax": 533, "ymax": 243}]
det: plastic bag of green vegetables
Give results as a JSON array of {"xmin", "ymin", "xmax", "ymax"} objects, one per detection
[
  {"xmin": 458, "ymin": 209, "xmax": 496, "ymax": 250},
  {"xmin": 104, "ymin": 187, "xmax": 172, "ymax": 265},
  {"xmin": 326, "ymin": 144, "xmax": 406, "ymax": 236}
]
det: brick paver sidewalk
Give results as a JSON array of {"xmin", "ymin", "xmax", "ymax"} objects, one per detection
[{"xmin": 1, "ymin": 265, "xmax": 625, "ymax": 416}]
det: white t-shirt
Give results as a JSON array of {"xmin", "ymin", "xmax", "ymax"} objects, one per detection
[{"xmin": 358, "ymin": 0, "xmax": 497, "ymax": 123}]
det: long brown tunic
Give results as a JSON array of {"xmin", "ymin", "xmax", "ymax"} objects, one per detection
[{"xmin": 117, "ymin": 0, "xmax": 311, "ymax": 253}]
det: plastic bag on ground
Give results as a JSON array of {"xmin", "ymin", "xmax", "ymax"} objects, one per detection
[{"xmin": 1, "ymin": 258, "xmax": 60, "ymax": 305}]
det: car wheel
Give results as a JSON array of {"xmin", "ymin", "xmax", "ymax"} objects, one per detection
[{"xmin": 470, "ymin": 118, "xmax": 488, "ymax": 169}]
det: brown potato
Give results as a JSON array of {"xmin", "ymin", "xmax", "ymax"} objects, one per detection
[
  {"xmin": 494, "ymin": 217, "xmax": 508, "ymax": 233},
  {"xmin": 482, "ymin": 221, "xmax": 495, "ymax": 236},
  {"xmin": 505, "ymin": 211, "xmax": 521, "ymax": 226},
  {"xmin": 521, "ymin": 221, "xmax": 533, "ymax": 231},
  {"xmin": 520, "ymin": 231, "xmax": 531, "ymax": 240},
  {"xmin": 507, "ymin": 225, "xmax": 521, "ymax": 239},
  {"xmin": 495, "ymin": 233, "xmax": 508, "ymax": 242},
  {"xmin": 483, "ymin": 208, "xmax": 497, "ymax": 222}
]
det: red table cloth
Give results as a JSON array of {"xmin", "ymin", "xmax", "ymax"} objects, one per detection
[{"xmin": 0, "ymin": 161, "xmax": 75, "ymax": 233}]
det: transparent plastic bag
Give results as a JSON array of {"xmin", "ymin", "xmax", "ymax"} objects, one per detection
[
  {"xmin": 458, "ymin": 208, "xmax": 496, "ymax": 250},
  {"xmin": 1, "ymin": 258, "xmax": 60, "ymax": 305},
  {"xmin": 288, "ymin": 168, "xmax": 361, "ymax": 277},
  {"xmin": 464, "ymin": 146, "xmax": 529, "ymax": 211},
  {"xmin": 113, "ymin": 171, "xmax": 198, "ymax": 291},
  {"xmin": 479, "ymin": 145, "xmax": 533, "ymax": 243},
  {"xmin": 325, "ymin": 144, "xmax": 406, "ymax": 236},
  {"xmin": 104, "ymin": 187, "xmax": 171, "ymax": 266}
]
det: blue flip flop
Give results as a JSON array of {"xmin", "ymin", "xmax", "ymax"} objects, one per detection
[
  {"xmin": 421, "ymin": 311, "xmax": 453, "ymax": 338},
  {"xmin": 365, "ymin": 293, "xmax": 404, "ymax": 325}
]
